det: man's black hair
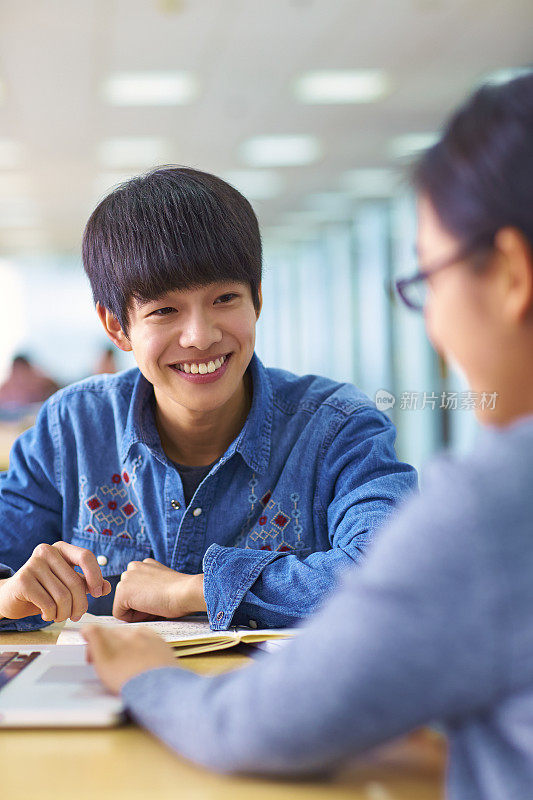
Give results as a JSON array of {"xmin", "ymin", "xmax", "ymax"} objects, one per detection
[{"xmin": 82, "ymin": 166, "xmax": 262, "ymax": 332}]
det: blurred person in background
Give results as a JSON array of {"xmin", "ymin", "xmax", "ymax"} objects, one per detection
[
  {"xmin": 0, "ymin": 354, "xmax": 60, "ymax": 409},
  {"xmin": 84, "ymin": 72, "xmax": 533, "ymax": 800},
  {"xmin": 92, "ymin": 346, "xmax": 119, "ymax": 375}
]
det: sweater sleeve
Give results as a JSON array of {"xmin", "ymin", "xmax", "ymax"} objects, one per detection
[{"xmin": 122, "ymin": 453, "xmax": 503, "ymax": 775}]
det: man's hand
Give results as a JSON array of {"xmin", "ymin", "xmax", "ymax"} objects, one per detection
[
  {"xmin": 0, "ymin": 542, "xmax": 111, "ymax": 622},
  {"xmin": 83, "ymin": 625, "xmax": 177, "ymax": 694},
  {"xmin": 112, "ymin": 558, "xmax": 206, "ymax": 623}
]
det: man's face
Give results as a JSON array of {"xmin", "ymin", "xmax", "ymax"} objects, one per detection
[{"xmin": 120, "ymin": 281, "xmax": 260, "ymax": 418}]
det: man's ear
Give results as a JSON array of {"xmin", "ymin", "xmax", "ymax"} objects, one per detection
[
  {"xmin": 255, "ymin": 284, "xmax": 263, "ymax": 320},
  {"xmin": 96, "ymin": 303, "xmax": 132, "ymax": 352}
]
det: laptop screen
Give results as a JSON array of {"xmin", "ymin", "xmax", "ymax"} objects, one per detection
[{"xmin": 0, "ymin": 652, "xmax": 41, "ymax": 691}]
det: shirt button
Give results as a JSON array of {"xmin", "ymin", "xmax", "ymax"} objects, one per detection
[
  {"xmin": 96, "ymin": 555, "xmax": 108, "ymax": 567},
  {"xmin": 192, "ymin": 507, "xmax": 202, "ymax": 517},
  {"xmin": 171, "ymin": 499, "xmax": 181, "ymax": 510},
  {"xmin": 248, "ymin": 619, "xmax": 258, "ymax": 629},
  {"xmin": 216, "ymin": 611, "xmax": 223, "ymax": 621}
]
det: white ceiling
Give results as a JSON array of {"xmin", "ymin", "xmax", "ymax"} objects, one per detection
[{"xmin": 0, "ymin": 0, "xmax": 531, "ymax": 254}]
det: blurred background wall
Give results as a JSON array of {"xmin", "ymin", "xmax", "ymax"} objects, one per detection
[{"xmin": 0, "ymin": 0, "xmax": 531, "ymax": 471}]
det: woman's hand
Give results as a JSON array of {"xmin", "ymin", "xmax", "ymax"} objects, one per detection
[{"xmin": 83, "ymin": 625, "xmax": 178, "ymax": 694}]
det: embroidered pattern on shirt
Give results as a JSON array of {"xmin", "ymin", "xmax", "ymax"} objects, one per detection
[
  {"xmin": 79, "ymin": 456, "xmax": 145, "ymax": 541},
  {"xmin": 234, "ymin": 473, "xmax": 258, "ymax": 548},
  {"xmin": 236, "ymin": 477, "xmax": 304, "ymax": 552}
]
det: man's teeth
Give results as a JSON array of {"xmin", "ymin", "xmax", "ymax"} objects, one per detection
[{"xmin": 177, "ymin": 355, "xmax": 227, "ymax": 374}]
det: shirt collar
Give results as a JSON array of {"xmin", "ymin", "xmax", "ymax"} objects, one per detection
[
  {"xmin": 120, "ymin": 372, "xmax": 162, "ymax": 464},
  {"xmin": 230, "ymin": 353, "xmax": 272, "ymax": 474},
  {"xmin": 120, "ymin": 353, "xmax": 273, "ymax": 474}
]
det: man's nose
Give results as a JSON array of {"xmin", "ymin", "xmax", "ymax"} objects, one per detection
[{"xmin": 178, "ymin": 311, "xmax": 222, "ymax": 350}]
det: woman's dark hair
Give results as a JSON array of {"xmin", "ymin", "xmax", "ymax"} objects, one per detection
[
  {"xmin": 412, "ymin": 70, "xmax": 533, "ymax": 255},
  {"xmin": 82, "ymin": 167, "xmax": 262, "ymax": 332}
]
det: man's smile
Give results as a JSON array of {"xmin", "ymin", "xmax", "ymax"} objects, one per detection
[{"xmin": 168, "ymin": 353, "xmax": 232, "ymax": 383}]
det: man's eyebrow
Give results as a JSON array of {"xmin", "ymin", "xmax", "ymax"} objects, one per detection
[
  {"xmin": 135, "ymin": 297, "xmax": 166, "ymax": 310},
  {"xmin": 137, "ymin": 293, "xmax": 174, "ymax": 305}
]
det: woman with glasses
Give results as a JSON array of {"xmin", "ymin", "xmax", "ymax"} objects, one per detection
[{"xmin": 84, "ymin": 72, "xmax": 533, "ymax": 799}]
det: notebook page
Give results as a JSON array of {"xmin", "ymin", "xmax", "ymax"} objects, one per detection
[{"xmin": 57, "ymin": 614, "xmax": 228, "ymax": 645}]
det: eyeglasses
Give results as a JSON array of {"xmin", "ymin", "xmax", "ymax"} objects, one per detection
[{"xmin": 395, "ymin": 241, "xmax": 491, "ymax": 312}]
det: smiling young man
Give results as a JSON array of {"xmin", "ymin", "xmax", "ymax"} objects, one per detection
[{"xmin": 0, "ymin": 167, "xmax": 416, "ymax": 632}]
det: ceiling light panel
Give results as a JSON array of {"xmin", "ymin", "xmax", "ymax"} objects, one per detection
[
  {"xmin": 294, "ymin": 70, "xmax": 390, "ymax": 104},
  {"xmin": 340, "ymin": 168, "xmax": 399, "ymax": 197},
  {"xmin": 389, "ymin": 133, "xmax": 438, "ymax": 160},
  {"xmin": 222, "ymin": 170, "xmax": 284, "ymax": 200},
  {"xmin": 98, "ymin": 138, "xmax": 171, "ymax": 169},
  {"xmin": 240, "ymin": 136, "xmax": 321, "ymax": 167},
  {"xmin": 102, "ymin": 72, "xmax": 198, "ymax": 106}
]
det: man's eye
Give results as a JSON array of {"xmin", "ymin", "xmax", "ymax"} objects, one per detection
[
  {"xmin": 215, "ymin": 293, "xmax": 237, "ymax": 304},
  {"xmin": 151, "ymin": 307, "xmax": 175, "ymax": 316}
]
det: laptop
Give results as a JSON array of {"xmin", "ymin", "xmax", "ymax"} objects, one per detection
[{"xmin": 0, "ymin": 644, "xmax": 123, "ymax": 727}]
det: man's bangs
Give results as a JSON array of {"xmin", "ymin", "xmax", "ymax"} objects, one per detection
[
  {"xmin": 82, "ymin": 166, "xmax": 262, "ymax": 331},
  {"xmin": 127, "ymin": 253, "xmax": 255, "ymax": 308},
  {"xmin": 119, "ymin": 197, "xmax": 257, "ymax": 306}
]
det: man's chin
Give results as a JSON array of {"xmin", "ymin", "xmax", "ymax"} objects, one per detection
[{"xmin": 166, "ymin": 391, "xmax": 230, "ymax": 416}]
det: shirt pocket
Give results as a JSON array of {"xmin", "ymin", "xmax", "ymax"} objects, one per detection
[{"xmin": 69, "ymin": 528, "xmax": 152, "ymax": 577}]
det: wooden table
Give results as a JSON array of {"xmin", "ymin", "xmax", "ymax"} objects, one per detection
[{"xmin": 1, "ymin": 625, "xmax": 445, "ymax": 800}]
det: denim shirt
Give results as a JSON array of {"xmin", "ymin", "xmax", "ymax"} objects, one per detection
[{"xmin": 0, "ymin": 354, "xmax": 416, "ymax": 631}]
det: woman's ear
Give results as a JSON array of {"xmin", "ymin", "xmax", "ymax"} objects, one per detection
[
  {"xmin": 96, "ymin": 303, "xmax": 132, "ymax": 352},
  {"xmin": 494, "ymin": 227, "xmax": 533, "ymax": 323}
]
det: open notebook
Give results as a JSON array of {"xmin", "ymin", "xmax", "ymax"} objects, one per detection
[{"xmin": 57, "ymin": 614, "xmax": 294, "ymax": 656}]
